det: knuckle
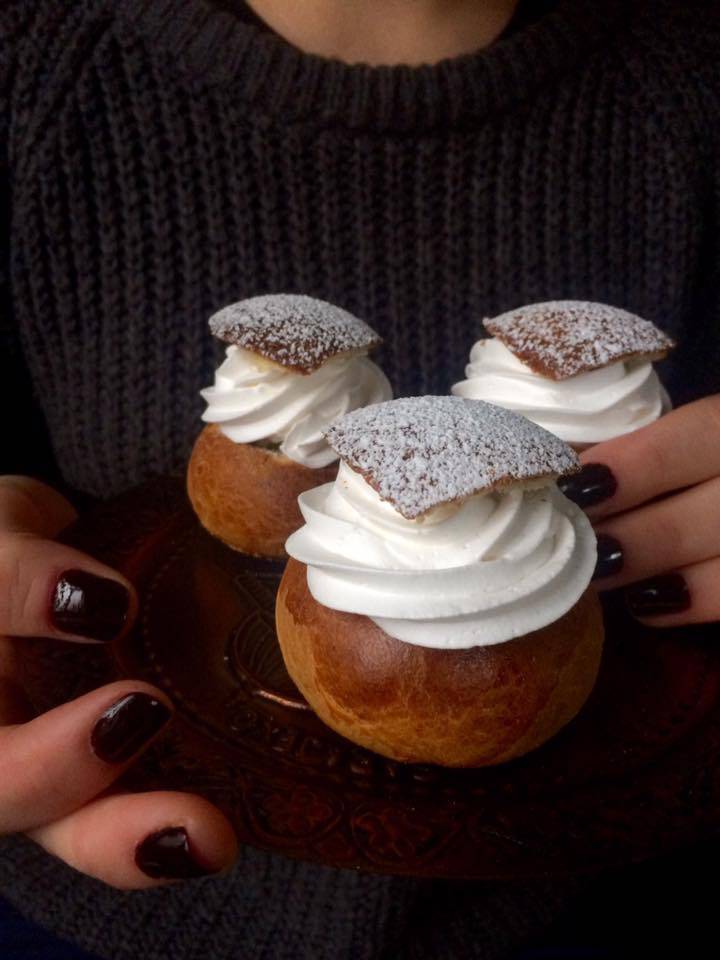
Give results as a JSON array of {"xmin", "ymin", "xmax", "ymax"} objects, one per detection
[
  {"xmin": 0, "ymin": 730, "xmax": 33, "ymax": 833},
  {"xmin": 109, "ymin": 877, "xmax": 147, "ymax": 892},
  {"xmin": 0, "ymin": 479, "xmax": 44, "ymax": 533},
  {"xmin": 0, "ymin": 536, "xmax": 39, "ymax": 632},
  {"xmin": 640, "ymin": 432, "xmax": 669, "ymax": 481},
  {"xmin": 701, "ymin": 394, "xmax": 720, "ymax": 437},
  {"xmin": 63, "ymin": 818, "xmax": 93, "ymax": 872},
  {"xmin": 658, "ymin": 511, "xmax": 684, "ymax": 560}
]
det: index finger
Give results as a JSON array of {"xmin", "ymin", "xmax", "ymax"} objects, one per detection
[
  {"xmin": 0, "ymin": 680, "xmax": 173, "ymax": 834},
  {"xmin": 564, "ymin": 395, "xmax": 720, "ymax": 520}
]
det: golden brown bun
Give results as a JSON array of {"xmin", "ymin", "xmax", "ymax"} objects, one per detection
[
  {"xmin": 276, "ymin": 559, "xmax": 604, "ymax": 767},
  {"xmin": 187, "ymin": 424, "xmax": 337, "ymax": 557}
]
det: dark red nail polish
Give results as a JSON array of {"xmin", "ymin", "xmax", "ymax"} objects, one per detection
[
  {"xmin": 135, "ymin": 828, "xmax": 216, "ymax": 880},
  {"xmin": 593, "ymin": 534, "xmax": 624, "ymax": 580},
  {"xmin": 626, "ymin": 574, "xmax": 691, "ymax": 618},
  {"xmin": 558, "ymin": 464, "xmax": 618, "ymax": 509},
  {"xmin": 91, "ymin": 693, "xmax": 172, "ymax": 764},
  {"xmin": 51, "ymin": 570, "xmax": 130, "ymax": 642}
]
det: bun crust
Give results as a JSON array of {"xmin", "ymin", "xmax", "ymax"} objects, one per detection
[
  {"xmin": 187, "ymin": 424, "xmax": 336, "ymax": 557},
  {"xmin": 276, "ymin": 558, "xmax": 604, "ymax": 766}
]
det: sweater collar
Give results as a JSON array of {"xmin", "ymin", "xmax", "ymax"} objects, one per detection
[{"xmin": 115, "ymin": 0, "xmax": 632, "ymax": 131}]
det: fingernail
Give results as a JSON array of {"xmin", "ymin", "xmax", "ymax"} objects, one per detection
[
  {"xmin": 558, "ymin": 464, "xmax": 618, "ymax": 509},
  {"xmin": 91, "ymin": 693, "xmax": 172, "ymax": 764},
  {"xmin": 593, "ymin": 534, "xmax": 624, "ymax": 580},
  {"xmin": 51, "ymin": 570, "xmax": 130, "ymax": 642},
  {"xmin": 626, "ymin": 574, "xmax": 691, "ymax": 618},
  {"xmin": 135, "ymin": 827, "xmax": 216, "ymax": 880}
]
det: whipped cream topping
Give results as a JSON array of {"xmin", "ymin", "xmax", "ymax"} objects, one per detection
[
  {"xmin": 285, "ymin": 462, "xmax": 597, "ymax": 649},
  {"xmin": 201, "ymin": 346, "xmax": 392, "ymax": 468},
  {"xmin": 452, "ymin": 339, "xmax": 668, "ymax": 446}
]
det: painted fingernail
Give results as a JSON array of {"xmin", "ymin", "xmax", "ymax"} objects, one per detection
[
  {"xmin": 135, "ymin": 827, "xmax": 216, "ymax": 880},
  {"xmin": 593, "ymin": 534, "xmax": 624, "ymax": 580},
  {"xmin": 91, "ymin": 693, "xmax": 172, "ymax": 764},
  {"xmin": 51, "ymin": 570, "xmax": 130, "ymax": 642},
  {"xmin": 558, "ymin": 464, "xmax": 618, "ymax": 509},
  {"xmin": 625, "ymin": 574, "xmax": 691, "ymax": 618}
]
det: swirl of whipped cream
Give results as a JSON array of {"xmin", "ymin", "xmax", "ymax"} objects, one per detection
[
  {"xmin": 452, "ymin": 339, "xmax": 669, "ymax": 447},
  {"xmin": 201, "ymin": 346, "xmax": 392, "ymax": 468},
  {"xmin": 285, "ymin": 462, "xmax": 597, "ymax": 649}
]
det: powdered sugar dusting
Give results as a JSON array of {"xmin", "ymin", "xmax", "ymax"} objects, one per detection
[
  {"xmin": 325, "ymin": 396, "xmax": 579, "ymax": 520},
  {"xmin": 485, "ymin": 301, "xmax": 675, "ymax": 380},
  {"xmin": 209, "ymin": 294, "xmax": 382, "ymax": 373}
]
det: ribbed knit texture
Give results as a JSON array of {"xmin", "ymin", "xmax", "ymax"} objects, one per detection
[
  {"xmin": 2, "ymin": 0, "xmax": 720, "ymax": 492},
  {"xmin": 0, "ymin": 835, "xmax": 584, "ymax": 960},
  {"xmin": 1, "ymin": 1, "xmax": 720, "ymax": 957}
]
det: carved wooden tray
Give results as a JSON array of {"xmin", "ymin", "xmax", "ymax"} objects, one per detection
[{"xmin": 21, "ymin": 478, "xmax": 720, "ymax": 880}]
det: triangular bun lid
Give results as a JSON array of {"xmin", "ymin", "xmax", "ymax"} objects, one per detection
[
  {"xmin": 484, "ymin": 300, "xmax": 675, "ymax": 380},
  {"xmin": 209, "ymin": 294, "xmax": 382, "ymax": 373},
  {"xmin": 325, "ymin": 396, "xmax": 579, "ymax": 519}
]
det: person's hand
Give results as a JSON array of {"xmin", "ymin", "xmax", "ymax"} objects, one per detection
[
  {"xmin": 558, "ymin": 395, "xmax": 720, "ymax": 626},
  {"xmin": 0, "ymin": 476, "xmax": 238, "ymax": 888}
]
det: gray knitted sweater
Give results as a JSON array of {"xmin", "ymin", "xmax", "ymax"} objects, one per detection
[{"xmin": 1, "ymin": 1, "xmax": 719, "ymax": 957}]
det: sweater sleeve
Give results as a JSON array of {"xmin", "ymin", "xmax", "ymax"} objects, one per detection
[
  {"xmin": 626, "ymin": 1, "xmax": 720, "ymax": 406},
  {"xmin": 0, "ymin": 3, "xmax": 60, "ymax": 481},
  {"xmin": 677, "ymin": 2, "xmax": 720, "ymax": 407},
  {"xmin": 679, "ymin": 18, "xmax": 720, "ymax": 407}
]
